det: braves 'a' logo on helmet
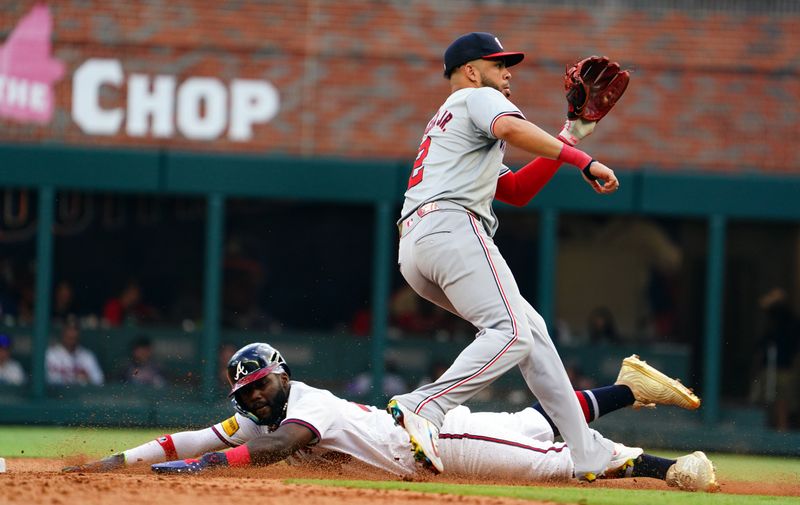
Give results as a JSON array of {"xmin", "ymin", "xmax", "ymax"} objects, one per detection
[
  {"xmin": 233, "ymin": 359, "xmax": 261, "ymax": 381},
  {"xmin": 234, "ymin": 361, "xmax": 247, "ymax": 380}
]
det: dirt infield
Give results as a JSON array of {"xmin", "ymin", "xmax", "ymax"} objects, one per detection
[{"xmin": 1, "ymin": 458, "xmax": 798, "ymax": 505}]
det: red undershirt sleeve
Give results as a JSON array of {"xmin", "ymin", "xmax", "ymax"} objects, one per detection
[{"xmin": 494, "ymin": 157, "xmax": 563, "ymax": 206}]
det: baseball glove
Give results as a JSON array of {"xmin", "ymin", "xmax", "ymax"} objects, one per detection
[{"xmin": 564, "ymin": 56, "xmax": 630, "ymax": 122}]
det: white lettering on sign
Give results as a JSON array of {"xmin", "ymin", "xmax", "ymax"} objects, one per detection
[
  {"xmin": 0, "ymin": 77, "xmax": 50, "ymax": 111},
  {"xmin": 73, "ymin": 59, "xmax": 124, "ymax": 134},
  {"xmin": 177, "ymin": 77, "xmax": 227, "ymax": 140},
  {"xmin": 127, "ymin": 74, "xmax": 176, "ymax": 138},
  {"xmin": 71, "ymin": 58, "xmax": 280, "ymax": 142},
  {"xmin": 230, "ymin": 79, "xmax": 279, "ymax": 141}
]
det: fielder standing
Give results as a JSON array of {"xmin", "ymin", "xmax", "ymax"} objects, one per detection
[{"xmin": 388, "ymin": 32, "xmax": 627, "ymax": 480}]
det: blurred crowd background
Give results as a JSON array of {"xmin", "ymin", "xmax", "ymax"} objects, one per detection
[{"xmin": 1, "ymin": 0, "xmax": 799, "ymax": 450}]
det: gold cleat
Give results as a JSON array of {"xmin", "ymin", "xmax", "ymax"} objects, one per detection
[
  {"xmin": 666, "ymin": 451, "xmax": 720, "ymax": 492},
  {"xmin": 615, "ymin": 354, "xmax": 701, "ymax": 410}
]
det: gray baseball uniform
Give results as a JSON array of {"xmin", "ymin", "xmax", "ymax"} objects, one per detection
[{"xmin": 394, "ymin": 86, "xmax": 615, "ymax": 475}]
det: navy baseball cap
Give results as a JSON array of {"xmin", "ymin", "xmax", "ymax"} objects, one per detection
[
  {"xmin": 0, "ymin": 334, "xmax": 10, "ymax": 349},
  {"xmin": 443, "ymin": 32, "xmax": 524, "ymax": 77}
]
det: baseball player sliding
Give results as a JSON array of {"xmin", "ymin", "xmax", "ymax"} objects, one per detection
[
  {"xmin": 389, "ymin": 32, "xmax": 631, "ymax": 480},
  {"xmin": 64, "ymin": 343, "xmax": 718, "ymax": 492}
]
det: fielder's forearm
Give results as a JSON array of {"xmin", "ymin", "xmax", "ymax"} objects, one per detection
[{"xmin": 494, "ymin": 158, "xmax": 563, "ymax": 206}]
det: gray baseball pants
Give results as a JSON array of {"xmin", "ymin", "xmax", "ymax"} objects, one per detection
[{"xmin": 394, "ymin": 201, "xmax": 614, "ymax": 476}]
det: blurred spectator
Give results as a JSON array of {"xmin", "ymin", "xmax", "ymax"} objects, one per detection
[
  {"xmin": 15, "ymin": 273, "xmax": 35, "ymax": 326},
  {"xmin": 169, "ymin": 278, "xmax": 203, "ymax": 328},
  {"xmin": 102, "ymin": 279, "xmax": 159, "ymax": 327},
  {"xmin": 587, "ymin": 306, "xmax": 619, "ymax": 344},
  {"xmin": 557, "ymin": 217, "xmax": 682, "ymax": 341},
  {"xmin": 566, "ymin": 362, "xmax": 596, "ymax": 391},
  {"xmin": 45, "ymin": 320, "xmax": 104, "ymax": 386},
  {"xmin": 416, "ymin": 360, "xmax": 450, "ymax": 388},
  {"xmin": 752, "ymin": 288, "xmax": 800, "ymax": 431},
  {"xmin": 351, "ymin": 285, "xmax": 470, "ymax": 340},
  {"xmin": 345, "ymin": 359, "xmax": 408, "ymax": 399},
  {"xmin": 0, "ymin": 333, "xmax": 25, "ymax": 385},
  {"xmin": 121, "ymin": 335, "xmax": 166, "ymax": 388},
  {"xmin": 349, "ymin": 305, "xmax": 371, "ymax": 337},
  {"xmin": 222, "ymin": 238, "xmax": 277, "ymax": 331},
  {"xmin": 389, "ymin": 285, "xmax": 449, "ymax": 335},
  {"xmin": 52, "ymin": 280, "xmax": 79, "ymax": 324},
  {"xmin": 0, "ymin": 258, "xmax": 17, "ymax": 321},
  {"xmin": 551, "ymin": 317, "xmax": 575, "ymax": 345}
]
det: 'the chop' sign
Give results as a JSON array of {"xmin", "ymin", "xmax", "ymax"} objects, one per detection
[
  {"xmin": 1, "ymin": 5, "xmax": 281, "ymax": 143},
  {"xmin": 72, "ymin": 59, "xmax": 280, "ymax": 141}
]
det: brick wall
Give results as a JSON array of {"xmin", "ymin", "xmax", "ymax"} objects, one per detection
[{"xmin": 1, "ymin": 0, "xmax": 798, "ymax": 172}]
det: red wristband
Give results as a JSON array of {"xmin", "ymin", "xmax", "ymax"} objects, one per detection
[
  {"xmin": 557, "ymin": 144, "xmax": 593, "ymax": 170},
  {"xmin": 225, "ymin": 444, "xmax": 252, "ymax": 467},
  {"xmin": 155, "ymin": 434, "xmax": 178, "ymax": 461}
]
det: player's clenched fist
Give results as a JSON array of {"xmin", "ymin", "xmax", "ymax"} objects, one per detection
[{"xmin": 581, "ymin": 161, "xmax": 619, "ymax": 194}]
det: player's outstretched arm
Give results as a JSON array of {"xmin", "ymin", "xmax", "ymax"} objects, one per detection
[
  {"xmin": 493, "ymin": 115, "xmax": 619, "ymax": 195},
  {"xmin": 62, "ymin": 426, "xmax": 233, "ymax": 473},
  {"xmin": 151, "ymin": 423, "xmax": 314, "ymax": 474}
]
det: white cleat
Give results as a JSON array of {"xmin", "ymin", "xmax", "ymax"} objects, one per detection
[
  {"xmin": 666, "ymin": 451, "xmax": 720, "ymax": 492},
  {"xmin": 606, "ymin": 442, "xmax": 644, "ymax": 476},
  {"xmin": 577, "ymin": 442, "xmax": 641, "ymax": 482},
  {"xmin": 616, "ymin": 354, "xmax": 701, "ymax": 410},
  {"xmin": 387, "ymin": 399, "xmax": 443, "ymax": 474}
]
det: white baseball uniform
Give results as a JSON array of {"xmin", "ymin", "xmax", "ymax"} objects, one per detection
[
  {"xmin": 45, "ymin": 343, "xmax": 105, "ymax": 385},
  {"xmin": 122, "ymin": 380, "xmax": 576, "ymax": 481},
  {"xmin": 395, "ymin": 86, "xmax": 614, "ymax": 475}
]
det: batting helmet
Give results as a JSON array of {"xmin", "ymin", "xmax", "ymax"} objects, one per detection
[{"xmin": 227, "ymin": 342, "xmax": 291, "ymax": 423}]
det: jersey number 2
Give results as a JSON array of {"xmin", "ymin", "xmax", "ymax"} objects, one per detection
[{"xmin": 408, "ymin": 136, "xmax": 431, "ymax": 188}]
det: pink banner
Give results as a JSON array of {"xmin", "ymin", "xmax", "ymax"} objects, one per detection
[{"xmin": 0, "ymin": 4, "xmax": 64, "ymax": 124}]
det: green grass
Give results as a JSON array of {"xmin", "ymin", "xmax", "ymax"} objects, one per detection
[
  {"xmin": 3, "ymin": 426, "xmax": 798, "ymax": 504},
  {"xmin": 287, "ymin": 479, "xmax": 798, "ymax": 505},
  {"xmin": 0, "ymin": 425, "xmax": 166, "ymax": 458}
]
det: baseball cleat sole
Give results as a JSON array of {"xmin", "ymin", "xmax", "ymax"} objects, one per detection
[{"xmin": 616, "ymin": 354, "xmax": 701, "ymax": 410}]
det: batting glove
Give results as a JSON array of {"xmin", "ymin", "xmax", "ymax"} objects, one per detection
[
  {"xmin": 557, "ymin": 118, "xmax": 597, "ymax": 146},
  {"xmin": 62, "ymin": 453, "xmax": 125, "ymax": 473},
  {"xmin": 151, "ymin": 452, "xmax": 228, "ymax": 474}
]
